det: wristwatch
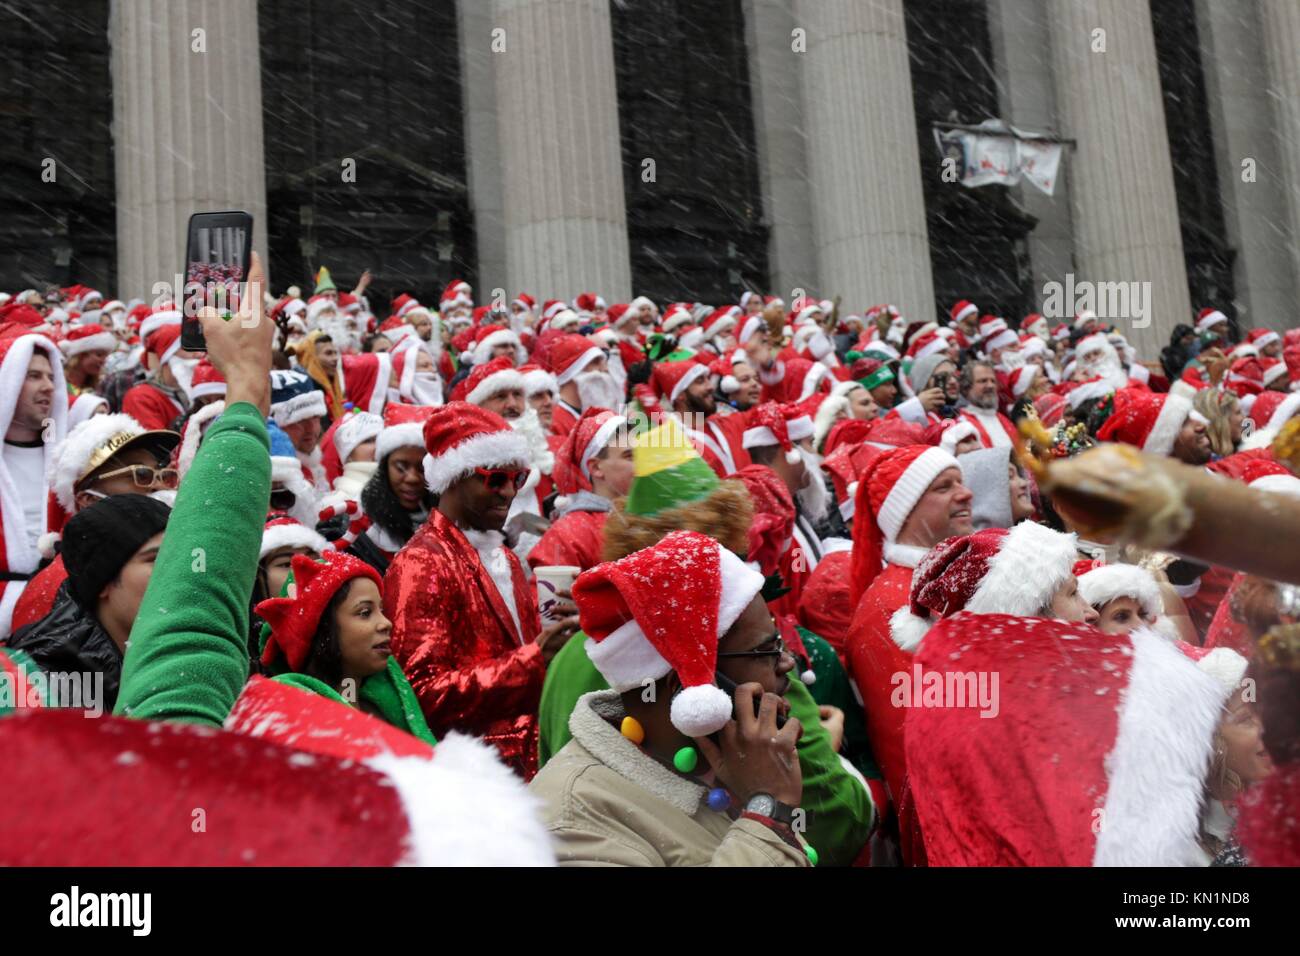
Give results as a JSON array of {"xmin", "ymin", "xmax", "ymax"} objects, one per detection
[{"xmin": 744, "ymin": 793, "xmax": 797, "ymax": 826}]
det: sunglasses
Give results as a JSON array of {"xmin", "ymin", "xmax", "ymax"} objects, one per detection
[
  {"xmin": 474, "ymin": 466, "xmax": 528, "ymax": 491},
  {"xmin": 91, "ymin": 463, "xmax": 179, "ymax": 490}
]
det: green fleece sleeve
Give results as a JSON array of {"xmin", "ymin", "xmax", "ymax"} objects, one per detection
[
  {"xmin": 785, "ymin": 676, "xmax": 874, "ymax": 867},
  {"xmin": 114, "ymin": 402, "xmax": 271, "ymax": 726},
  {"xmin": 537, "ymin": 631, "xmax": 608, "ymax": 768}
]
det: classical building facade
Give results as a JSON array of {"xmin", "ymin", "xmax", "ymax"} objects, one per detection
[{"xmin": 1, "ymin": 0, "xmax": 1296, "ymax": 353}]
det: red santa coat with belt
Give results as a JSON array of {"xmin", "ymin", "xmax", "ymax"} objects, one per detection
[{"xmin": 385, "ymin": 508, "xmax": 545, "ymax": 780}]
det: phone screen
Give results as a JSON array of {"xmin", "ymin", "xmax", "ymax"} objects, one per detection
[{"xmin": 182, "ymin": 210, "xmax": 253, "ymax": 351}]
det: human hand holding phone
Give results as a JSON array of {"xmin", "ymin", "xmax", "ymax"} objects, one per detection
[
  {"xmin": 694, "ymin": 681, "xmax": 802, "ymax": 806},
  {"xmin": 199, "ymin": 251, "xmax": 273, "ymax": 415}
]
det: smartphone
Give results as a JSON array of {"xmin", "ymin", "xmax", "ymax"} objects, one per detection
[
  {"xmin": 713, "ymin": 670, "xmax": 787, "ymax": 730},
  {"xmin": 182, "ymin": 210, "xmax": 253, "ymax": 351}
]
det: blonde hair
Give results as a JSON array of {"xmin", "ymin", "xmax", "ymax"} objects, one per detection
[{"xmin": 1193, "ymin": 387, "xmax": 1239, "ymax": 458}]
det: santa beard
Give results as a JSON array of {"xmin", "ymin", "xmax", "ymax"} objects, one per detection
[
  {"xmin": 169, "ymin": 356, "xmax": 199, "ymax": 394},
  {"xmin": 795, "ymin": 446, "xmax": 830, "ymax": 524},
  {"xmin": 510, "ymin": 405, "xmax": 554, "ymax": 475},
  {"xmin": 410, "ymin": 371, "xmax": 443, "ymax": 406},
  {"xmin": 575, "ymin": 370, "xmax": 623, "ymax": 412},
  {"xmin": 1079, "ymin": 343, "xmax": 1129, "ymax": 390}
]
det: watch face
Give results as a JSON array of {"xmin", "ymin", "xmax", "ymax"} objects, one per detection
[{"xmin": 747, "ymin": 794, "xmax": 776, "ymax": 817}]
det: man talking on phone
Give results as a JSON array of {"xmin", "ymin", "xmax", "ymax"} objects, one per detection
[{"xmin": 529, "ymin": 530, "xmax": 814, "ymax": 867}]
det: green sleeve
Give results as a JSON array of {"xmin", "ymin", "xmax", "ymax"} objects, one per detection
[
  {"xmin": 786, "ymin": 676, "xmax": 875, "ymax": 867},
  {"xmin": 114, "ymin": 402, "xmax": 271, "ymax": 726},
  {"xmin": 537, "ymin": 631, "xmax": 608, "ymax": 768},
  {"xmin": 799, "ymin": 627, "xmax": 880, "ymax": 781}
]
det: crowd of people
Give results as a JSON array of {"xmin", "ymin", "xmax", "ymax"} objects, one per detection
[{"xmin": 0, "ymin": 262, "xmax": 1296, "ymax": 867}]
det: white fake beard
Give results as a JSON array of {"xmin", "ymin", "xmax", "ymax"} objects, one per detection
[
  {"xmin": 606, "ymin": 350, "xmax": 627, "ymax": 393},
  {"xmin": 1079, "ymin": 343, "xmax": 1128, "ymax": 389},
  {"xmin": 169, "ymin": 356, "xmax": 199, "ymax": 394},
  {"xmin": 510, "ymin": 405, "xmax": 554, "ymax": 474},
  {"xmin": 575, "ymin": 370, "xmax": 623, "ymax": 412},
  {"xmin": 795, "ymin": 446, "xmax": 830, "ymax": 523},
  {"xmin": 410, "ymin": 371, "xmax": 443, "ymax": 406}
]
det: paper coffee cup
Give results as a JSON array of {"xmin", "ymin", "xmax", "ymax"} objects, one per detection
[{"xmin": 535, "ymin": 565, "xmax": 580, "ymax": 625}]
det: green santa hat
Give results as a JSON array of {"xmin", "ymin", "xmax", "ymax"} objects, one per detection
[
  {"xmin": 314, "ymin": 266, "xmax": 337, "ymax": 295},
  {"xmin": 625, "ymin": 418, "xmax": 721, "ymax": 517}
]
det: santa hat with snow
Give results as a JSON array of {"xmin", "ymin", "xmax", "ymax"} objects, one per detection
[
  {"xmin": 552, "ymin": 407, "xmax": 628, "ymax": 497},
  {"xmin": 389, "ymin": 293, "xmax": 421, "ymax": 320},
  {"xmin": 1241, "ymin": 390, "xmax": 1300, "ymax": 447},
  {"xmin": 742, "ymin": 402, "xmax": 813, "ymax": 465},
  {"xmin": 57, "ymin": 323, "xmax": 115, "ymax": 358},
  {"xmin": 450, "ymin": 355, "xmax": 526, "ymax": 406},
  {"xmin": 889, "ymin": 522, "xmax": 1078, "ymax": 651},
  {"xmin": 849, "ymin": 444, "xmax": 961, "ymax": 603},
  {"xmin": 1095, "ymin": 386, "xmax": 1196, "ymax": 456},
  {"xmin": 138, "ymin": 305, "xmax": 182, "ymax": 344},
  {"xmin": 977, "ymin": 314, "xmax": 1009, "ymax": 343},
  {"xmin": 422, "ymin": 402, "xmax": 530, "ymax": 496},
  {"xmin": 463, "ymin": 323, "xmax": 526, "ymax": 367},
  {"xmin": 337, "ymin": 350, "xmax": 392, "ymax": 416},
  {"xmin": 574, "ymin": 529, "xmax": 765, "ymax": 737},
  {"xmin": 376, "ymin": 403, "xmax": 436, "ymax": 463},
  {"xmin": 46, "ymin": 413, "xmax": 180, "ymax": 515},
  {"xmin": 906, "ymin": 612, "xmax": 1227, "ymax": 866},
  {"xmin": 258, "ymin": 513, "xmax": 329, "ymax": 562},
  {"xmin": 144, "ymin": 323, "xmax": 184, "ymax": 370},
  {"xmin": 0, "ymin": 327, "xmax": 68, "ymax": 631}
]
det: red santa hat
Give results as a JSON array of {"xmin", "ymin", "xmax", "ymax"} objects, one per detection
[
  {"xmin": 820, "ymin": 441, "xmax": 876, "ymax": 523},
  {"xmin": 1021, "ymin": 313, "xmax": 1050, "ymax": 339},
  {"xmin": 450, "ymin": 355, "xmax": 526, "ymax": 406},
  {"xmin": 660, "ymin": 304, "xmax": 695, "ymax": 335},
  {"xmin": 736, "ymin": 313, "xmax": 767, "ymax": 345},
  {"xmin": 1225, "ymin": 356, "xmax": 1264, "ymax": 397},
  {"xmin": 983, "ymin": 328, "xmax": 1019, "ymax": 354},
  {"xmin": 256, "ymin": 552, "xmax": 382, "ymax": 671},
  {"xmin": 573, "ymin": 529, "xmax": 765, "ymax": 737},
  {"xmin": 440, "ymin": 279, "xmax": 472, "ymax": 309},
  {"xmin": 701, "ymin": 305, "xmax": 741, "ymax": 342},
  {"xmin": 518, "ymin": 362, "xmax": 558, "ymax": 397},
  {"xmin": 905, "ymin": 331, "xmax": 947, "ymax": 363},
  {"xmin": 464, "ymin": 323, "xmax": 525, "ymax": 367},
  {"xmin": 1051, "ymin": 322, "xmax": 1071, "ymax": 342},
  {"xmin": 1006, "ymin": 364, "xmax": 1040, "ymax": 399},
  {"xmin": 390, "ymin": 293, "xmax": 421, "ymax": 319},
  {"xmin": 541, "ymin": 300, "xmax": 568, "ymax": 322},
  {"xmin": 144, "ymin": 323, "xmax": 183, "ymax": 364},
  {"xmin": 1246, "ymin": 327, "xmax": 1280, "ymax": 351},
  {"xmin": 949, "ymin": 300, "xmax": 978, "ymax": 325},
  {"xmin": 1096, "ymin": 386, "xmax": 1195, "ymax": 456},
  {"xmin": 1034, "ymin": 392, "xmax": 1067, "ymax": 427},
  {"xmin": 977, "ymin": 314, "xmax": 1008, "ymax": 342},
  {"xmin": 907, "ymin": 613, "xmax": 1226, "ymax": 865},
  {"xmin": 850, "ymin": 444, "xmax": 961, "ymax": 602},
  {"xmin": 573, "ymin": 292, "xmax": 606, "ymax": 315},
  {"xmin": 546, "ymin": 308, "xmax": 582, "ymax": 333},
  {"xmin": 1073, "ymin": 308, "xmax": 1099, "ymax": 330},
  {"xmin": 1243, "ymin": 389, "xmax": 1300, "ymax": 438},
  {"xmin": 552, "ymin": 407, "xmax": 627, "ymax": 496},
  {"xmin": 651, "ymin": 358, "xmax": 712, "ymax": 404},
  {"xmin": 889, "ymin": 523, "xmax": 1078, "ymax": 651},
  {"xmin": 1076, "ymin": 562, "xmax": 1162, "ymax": 621},
  {"xmin": 376, "ymin": 403, "xmax": 436, "ymax": 462},
  {"xmin": 1196, "ymin": 307, "xmax": 1229, "ymax": 334},
  {"xmin": 741, "ymin": 402, "xmax": 813, "ymax": 465},
  {"xmin": 186, "ymin": 358, "xmax": 226, "ymax": 402},
  {"xmin": 324, "ymin": 409, "xmax": 384, "ymax": 476},
  {"xmin": 928, "ymin": 417, "xmax": 978, "ymax": 456},
  {"xmin": 422, "ymin": 402, "xmax": 529, "ymax": 495},
  {"xmin": 547, "ymin": 334, "xmax": 605, "ymax": 386},
  {"xmin": 57, "ymin": 323, "xmax": 115, "ymax": 357},
  {"xmin": 1260, "ymin": 357, "xmax": 1288, "ymax": 388},
  {"xmin": 512, "ymin": 293, "xmax": 536, "ymax": 312},
  {"xmin": 259, "ymin": 513, "xmax": 330, "ymax": 562},
  {"xmin": 0, "ymin": 301, "xmax": 45, "ymax": 328},
  {"xmin": 138, "ymin": 306, "xmax": 182, "ymax": 343}
]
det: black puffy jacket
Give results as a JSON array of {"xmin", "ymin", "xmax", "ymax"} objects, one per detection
[{"xmin": 4, "ymin": 582, "xmax": 123, "ymax": 711}]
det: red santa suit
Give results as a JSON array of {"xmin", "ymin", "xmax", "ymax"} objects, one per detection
[
  {"xmin": 550, "ymin": 399, "xmax": 580, "ymax": 439},
  {"xmin": 384, "ymin": 407, "xmax": 543, "ymax": 779},
  {"xmin": 122, "ymin": 322, "xmax": 188, "ymax": 430},
  {"xmin": 545, "ymin": 334, "xmax": 608, "ymax": 440},
  {"xmin": 0, "ymin": 329, "xmax": 68, "ymax": 635}
]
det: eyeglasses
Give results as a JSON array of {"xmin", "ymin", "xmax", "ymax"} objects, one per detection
[
  {"xmin": 91, "ymin": 463, "xmax": 179, "ymax": 490},
  {"xmin": 716, "ymin": 632, "xmax": 787, "ymax": 663},
  {"xmin": 474, "ymin": 467, "xmax": 528, "ymax": 491}
]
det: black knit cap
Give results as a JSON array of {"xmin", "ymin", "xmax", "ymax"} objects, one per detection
[{"xmin": 62, "ymin": 494, "xmax": 171, "ymax": 611}]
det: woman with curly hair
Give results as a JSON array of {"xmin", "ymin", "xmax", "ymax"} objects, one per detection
[{"xmin": 1193, "ymin": 386, "xmax": 1245, "ymax": 458}]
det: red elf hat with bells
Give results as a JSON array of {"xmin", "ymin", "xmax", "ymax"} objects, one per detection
[
  {"xmin": 849, "ymin": 444, "xmax": 960, "ymax": 603},
  {"xmin": 890, "ymin": 522, "xmax": 1079, "ymax": 652},
  {"xmin": 256, "ymin": 551, "xmax": 383, "ymax": 672},
  {"xmin": 552, "ymin": 407, "xmax": 627, "ymax": 497},
  {"xmin": 574, "ymin": 530, "xmax": 766, "ymax": 737}
]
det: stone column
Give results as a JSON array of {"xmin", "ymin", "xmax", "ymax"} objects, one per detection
[
  {"xmin": 792, "ymin": 0, "xmax": 936, "ymax": 321},
  {"xmin": 743, "ymin": 0, "xmax": 817, "ymax": 301},
  {"xmin": 110, "ymin": 0, "xmax": 269, "ymax": 300},
  {"xmin": 1197, "ymin": 0, "xmax": 1297, "ymax": 329},
  {"xmin": 1259, "ymin": 0, "xmax": 1300, "ymax": 318},
  {"xmin": 458, "ymin": 0, "xmax": 508, "ymax": 298},
  {"xmin": 1046, "ymin": 0, "xmax": 1191, "ymax": 354},
  {"xmin": 491, "ymin": 0, "xmax": 631, "ymax": 302},
  {"xmin": 986, "ymin": 0, "xmax": 1078, "ymax": 302}
]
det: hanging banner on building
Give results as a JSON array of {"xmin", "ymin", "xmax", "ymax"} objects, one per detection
[{"xmin": 934, "ymin": 119, "xmax": 1064, "ymax": 196}]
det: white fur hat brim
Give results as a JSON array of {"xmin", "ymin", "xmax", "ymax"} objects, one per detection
[
  {"xmin": 964, "ymin": 521, "xmax": 1079, "ymax": 618},
  {"xmin": 48, "ymin": 413, "xmax": 177, "ymax": 513},
  {"xmin": 423, "ymin": 429, "xmax": 530, "ymax": 496},
  {"xmin": 466, "ymin": 368, "xmax": 527, "ymax": 407},
  {"xmin": 1077, "ymin": 563, "xmax": 1162, "ymax": 620},
  {"xmin": 471, "ymin": 329, "xmax": 527, "ymax": 367},
  {"xmin": 59, "ymin": 331, "xmax": 117, "ymax": 357},
  {"xmin": 260, "ymin": 522, "xmax": 329, "ymax": 560},
  {"xmin": 376, "ymin": 422, "xmax": 427, "ymax": 463}
]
